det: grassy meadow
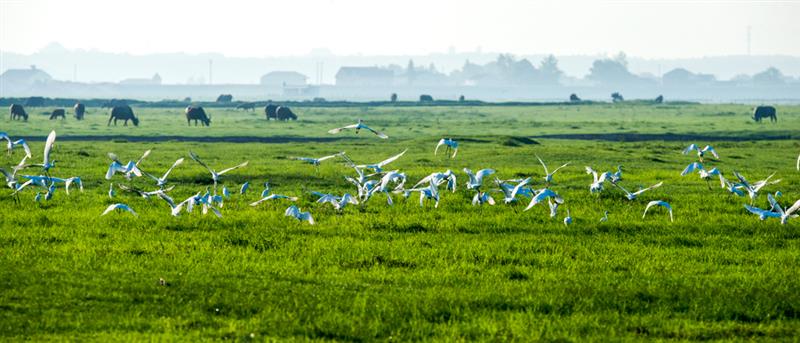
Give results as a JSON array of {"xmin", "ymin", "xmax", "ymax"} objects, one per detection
[{"xmin": 1, "ymin": 103, "xmax": 800, "ymax": 340}]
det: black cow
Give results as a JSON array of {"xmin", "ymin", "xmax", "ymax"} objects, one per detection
[
  {"xmin": 74, "ymin": 103, "xmax": 86, "ymax": 120},
  {"xmin": 9, "ymin": 104, "xmax": 28, "ymax": 121},
  {"xmin": 50, "ymin": 108, "xmax": 66, "ymax": 120},
  {"xmin": 275, "ymin": 106, "xmax": 298, "ymax": 121},
  {"xmin": 185, "ymin": 106, "xmax": 211, "ymax": 126},
  {"xmin": 752, "ymin": 106, "xmax": 777, "ymax": 122},
  {"xmin": 108, "ymin": 105, "xmax": 139, "ymax": 126}
]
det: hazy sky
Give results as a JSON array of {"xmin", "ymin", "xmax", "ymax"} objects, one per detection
[{"xmin": 2, "ymin": 0, "xmax": 799, "ymax": 58}]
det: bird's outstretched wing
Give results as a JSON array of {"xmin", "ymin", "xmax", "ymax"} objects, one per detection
[
  {"xmin": 218, "ymin": 161, "xmax": 249, "ymax": 175},
  {"xmin": 365, "ymin": 125, "xmax": 388, "ymax": 139},
  {"xmin": 189, "ymin": 151, "xmax": 214, "ymax": 174},
  {"xmin": 632, "ymin": 181, "xmax": 663, "ymax": 196},
  {"xmin": 378, "ymin": 149, "xmax": 407, "ymax": 167},
  {"xmin": 682, "ymin": 144, "xmax": 698, "ymax": 155},
  {"xmin": 551, "ymin": 162, "xmax": 570, "ymax": 175},
  {"xmin": 328, "ymin": 123, "xmax": 359, "ymax": 134},
  {"xmin": 681, "ymin": 162, "xmax": 702, "ymax": 176},
  {"xmin": 434, "ymin": 139, "xmax": 445, "ymax": 155},
  {"xmin": 162, "ymin": 158, "xmax": 184, "ymax": 179},
  {"xmin": 702, "ymin": 145, "xmax": 719, "ymax": 159},
  {"xmin": 43, "ymin": 130, "xmax": 56, "ymax": 164},
  {"xmin": 536, "ymin": 155, "xmax": 549, "ymax": 175}
]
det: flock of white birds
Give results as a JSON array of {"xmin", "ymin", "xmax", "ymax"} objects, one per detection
[{"xmin": 2, "ymin": 120, "xmax": 800, "ymax": 226}]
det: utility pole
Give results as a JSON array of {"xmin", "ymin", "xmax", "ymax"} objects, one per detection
[
  {"xmin": 208, "ymin": 59, "xmax": 213, "ymax": 85},
  {"xmin": 747, "ymin": 26, "xmax": 752, "ymax": 56}
]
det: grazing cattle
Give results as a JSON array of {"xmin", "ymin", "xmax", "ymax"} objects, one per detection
[
  {"xmin": 569, "ymin": 93, "xmax": 581, "ymax": 102},
  {"xmin": 264, "ymin": 104, "xmax": 279, "ymax": 120},
  {"xmin": 108, "ymin": 105, "xmax": 139, "ymax": 126},
  {"xmin": 419, "ymin": 94, "xmax": 434, "ymax": 102},
  {"xmin": 752, "ymin": 106, "xmax": 777, "ymax": 123},
  {"xmin": 50, "ymin": 108, "xmax": 66, "ymax": 120},
  {"xmin": 236, "ymin": 102, "xmax": 255, "ymax": 111},
  {"xmin": 74, "ymin": 103, "xmax": 86, "ymax": 120},
  {"xmin": 185, "ymin": 106, "xmax": 211, "ymax": 126},
  {"xmin": 654, "ymin": 95, "xmax": 664, "ymax": 104},
  {"xmin": 9, "ymin": 104, "xmax": 28, "ymax": 121},
  {"xmin": 216, "ymin": 94, "xmax": 233, "ymax": 103},
  {"xmin": 276, "ymin": 106, "xmax": 298, "ymax": 121}
]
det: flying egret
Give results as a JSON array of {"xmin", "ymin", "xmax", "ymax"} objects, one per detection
[
  {"xmin": 435, "ymin": 138, "xmax": 458, "ymax": 158},
  {"xmin": 683, "ymin": 144, "xmax": 719, "ymax": 162},
  {"xmin": 642, "ymin": 200, "xmax": 673, "ymax": 222},
  {"xmin": 403, "ymin": 183, "xmax": 440, "ymax": 208},
  {"xmin": 313, "ymin": 192, "xmax": 359, "ymax": 211},
  {"xmin": 463, "ymin": 168, "xmax": 495, "ymax": 190},
  {"xmin": 0, "ymin": 133, "xmax": 32, "ymax": 158},
  {"xmin": 743, "ymin": 205, "xmax": 781, "ymax": 221},
  {"xmin": 733, "ymin": 171, "xmax": 781, "ymax": 202},
  {"xmin": 536, "ymin": 155, "xmax": 569, "ymax": 184},
  {"xmin": 292, "ymin": 152, "xmax": 344, "ymax": 167},
  {"xmin": 563, "ymin": 209, "xmax": 573, "ymax": 226},
  {"xmin": 142, "ymin": 157, "xmax": 183, "ymax": 188},
  {"xmin": 369, "ymin": 170, "xmax": 406, "ymax": 205},
  {"xmin": 328, "ymin": 119, "xmax": 388, "ymax": 139},
  {"xmin": 613, "ymin": 181, "xmax": 663, "ymax": 201},
  {"xmin": 471, "ymin": 191, "xmax": 495, "ymax": 206},
  {"xmin": 25, "ymin": 130, "xmax": 57, "ymax": 175},
  {"xmin": 524, "ymin": 188, "xmax": 564, "ymax": 211},
  {"xmin": 586, "ymin": 166, "xmax": 612, "ymax": 193},
  {"xmin": 249, "ymin": 194, "xmax": 299, "ymax": 206},
  {"xmin": 412, "ymin": 170, "xmax": 457, "ymax": 192},
  {"xmin": 357, "ymin": 149, "xmax": 407, "ymax": 173},
  {"xmin": 101, "ymin": 203, "xmax": 138, "ymax": 217},
  {"xmin": 63, "ymin": 177, "xmax": 83, "ymax": 195},
  {"xmin": 240, "ymin": 182, "xmax": 250, "ymax": 194},
  {"xmin": 718, "ymin": 174, "xmax": 745, "ymax": 197},
  {"xmin": 189, "ymin": 151, "xmax": 248, "ymax": 191},
  {"xmin": 285, "ymin": 205, "xmax": 315, "ymax": 224},
  {"xmin": 0, "ymin": 155, "xmax": 27, "ymax": 190},
  {"xmin": 610, "ymin": 166, "xmax": 624, "ymax": 183},
  {"xmin": 494, "ymin": 177, "xmax": 532, "ymax": 203},
  {"xmin": 547, "ymin": 198, "xmax": 559, "ymax": 218},
  {"xmin": 106, "ymin": 150, "xmax": 150, "ymax": 180}
]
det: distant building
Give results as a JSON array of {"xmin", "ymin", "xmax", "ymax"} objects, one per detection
[
  {"xmin": 260, "ymin": 71, "xmax": 308, "ymax": 87},
  {"xmin": 120, "ymin": 73, "xmax": 162, "ymax": 85},
  {"xmin": 0, "ymin": 65, "xmax": 53, "ymax": 86},
  {"xmin": 335, "ymin": 67, "xmax": 394, "ymax": 86}
]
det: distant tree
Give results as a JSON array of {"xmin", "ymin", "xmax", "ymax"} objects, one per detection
[
  {"xmin": 390, "ymin": 93, "xmax": 398, "ymax": 103},
  {"xmin": 654, "ymin": 95, "xmax": 664, "ymax": 104},
  {"xmin": 419, "ymin": 94, "xmax": 434, "ymax": 102},
  {"xmin": 611, "ymin": 92, "xmax": 624, "ymax": 103},
  {"xmin": 458, "ymin": 95, "xmax": 465, "ymax": 102},
  {"xmin": 183, "ymin": 97, "xmax": 192, "ymax": 102},
  {"xmin": 407, "ymin": 60, "xmax": 416, "ymax": 85},
  {"xmin": 25, "ymin": 96, "xmax": 45, "ymax": 107},
  {"xmin": 216, "ymin": 94, "xmax": 233, "ymax": 103},
  {"xmin": 752, "ymin": 67, "xmax": 785, "ymax": 85},
  {"xmin": 539, "ymin": 55, "xmax": 563, "ymax": 85},
  {"xmin": 569, "ymin": 93, "xmax": 581, "ymax": 102}
]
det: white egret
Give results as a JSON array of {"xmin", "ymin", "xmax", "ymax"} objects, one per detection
[
  {"xmin": 610, "ymin": 166, "xmax": 624, "ymax": 183},
  {"xmin": 285, "ymin": 205, "xmax": 315, "ymax": 224},
  {"xmin": 403, "ymin": 182, "xmax": 440, "ymax": 208},
  {"xmin": 249, "ymin": 194, "xmax": 298, "ymax": 206},
  {"xmin": 524, "ymin": 188, "xmax": 564, "ymax": 211},
  {"xmin": 369, "ymin": 170, "xmax": 406, "ymax": 205},
  {"xmin": 613, "ymin": 181, "xmax": 663, "ymax": 201},
  {"xmin": 435, "ymin": 138, "xmax": 458, "ymax": 158},
  {"xmin": 494, "ymin": 177, "xmax": 532, "ymax": 203},
  {"xmin": 142, "ymin": 157, "xmax": 183, "ymax": 188},
  {"xmin": 683, "ymin": 144, "xmax": 719, "ymax": 162},
  {"xmin": 586, "ymin": 166, "xmax": 611, "ymax": 193},
  {"xmin": 189, "ymin": 151, "xmax": 248, "ymax": 190},
  {"xmin": 471, "ymin": 191, "xmax": 495, "ymax": 206},
  {"xmin": 63, "ymin": 177, "xmax": 83, "ymax": 195},
  {"xmin": 261, "ymin": 182, "xmax": 271, "ymax": 198},
  {"xmin": 733, "ymin": 171, "xmax": 781, "ymax": 202},
  {"xmin": 547, "ymin": 198, "xmax": 559, "ymax": 218},
  {"xmin": 357, "ymin": 149, "xmax": 407, "ymax": 173},
  {"xmin": 0, "ymin": 133, "xmax": 31, "ymax": 158},
  {"xmin": 313, "ymin": 192, "xmax": 359, "ymax": 211},
  {"xmin": 240, "ymin": 182, "xmax": 250, "ymax": 195},
  {"xmin": 744, "ymin": 205, "xmax": 781, "ymax": 221},
  {"xmin": 642, "ymin": 200, "xmax": 673, "ymax": 222},
  {"xmin": 328, "ymin": 119, "xmax": 388, "ymax": 139},
  {"xmin": 101, "ymin": 203, "xmax": 138, "ymax": 217},
  {"xmin": 108, "ymin": 183, "xmax": 116, "ymax": 198},
  {"xmin": 412, "ymin": 170, "xmax": 457, "ymax": 192},
  {"xmin": 292, "ymin": 152, "xmax": 344, "ymax": 167},
  {"xmin": 599, "ymin": 210, "xmax": 609, "ymax": 223},
  {"xmin": 536, "ymin": 155, "xmax": 569, "ymax": 184},
  {"xmin": 463, "ymin": 168, "xmax": 495, "ymax": 190},
  {"xmin": 26, "ymin": 130, "xmax": 57, "ymax": 174},
  {"xmin": 564, "ymin": 209, "xmax": 572, "ymax": 226},
  {"xmin": 106, "ymin": 150, "xmax": 150, "ymax": 180}
]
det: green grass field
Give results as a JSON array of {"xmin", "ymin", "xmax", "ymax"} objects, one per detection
[{"xmin": 2, "ymin": 103, "xmax": 800, "ymax": 341}]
